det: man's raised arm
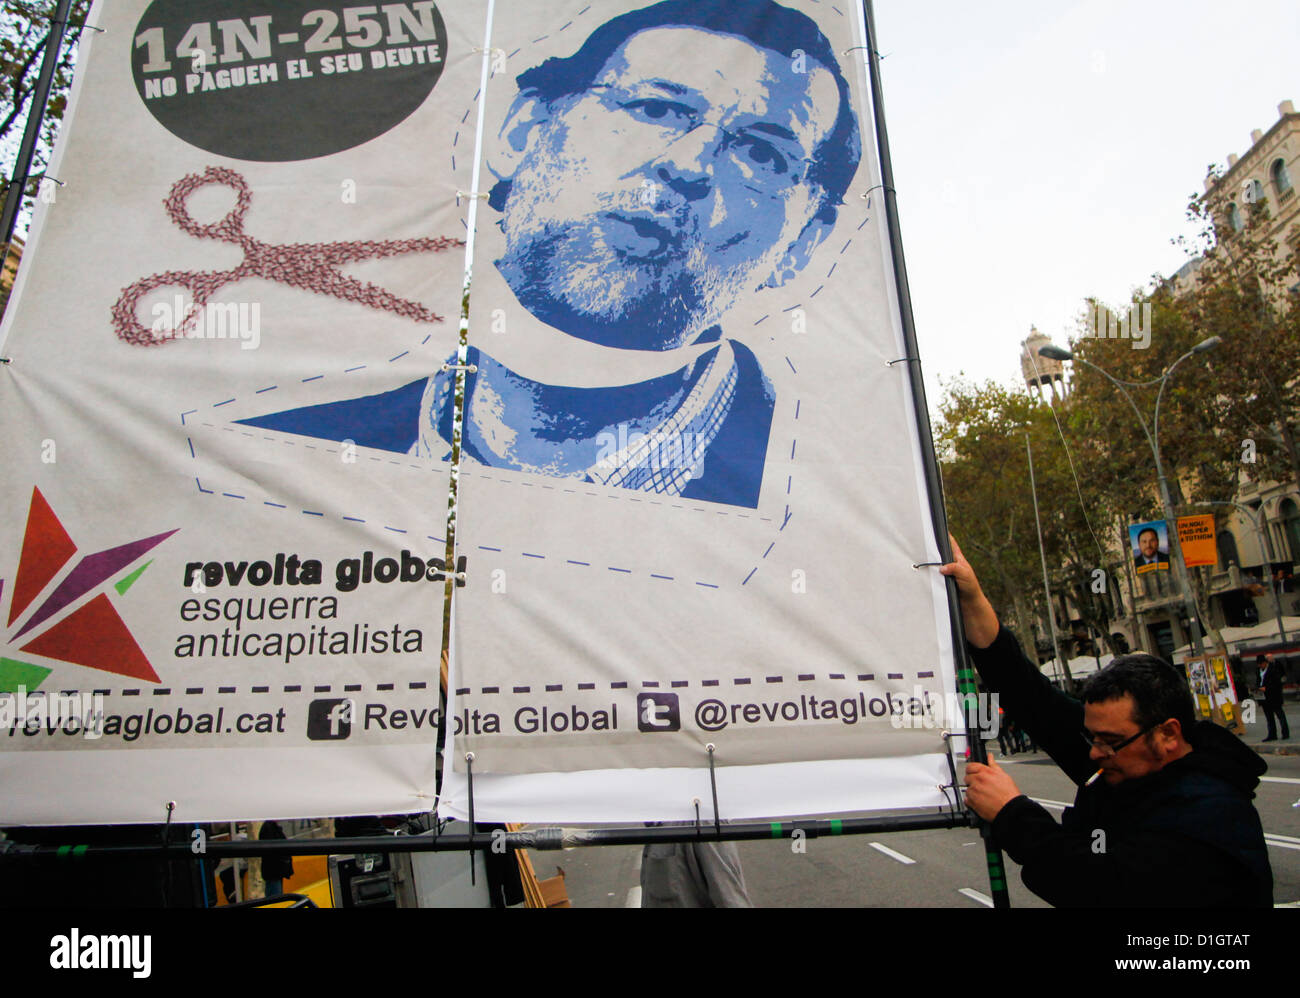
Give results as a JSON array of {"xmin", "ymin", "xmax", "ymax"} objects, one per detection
[
  {"xmin": 938, "ymin": 536, "xmax": 1000, "ymax": 648},
  {"xmin": 940, "ymin": 535, "xmax": 1093, "ymax": 785}
]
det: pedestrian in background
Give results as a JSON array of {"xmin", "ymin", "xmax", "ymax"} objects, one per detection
[{"xmin": 1260, "ymin": 656, "xmax": 1291, "ymax": 742}]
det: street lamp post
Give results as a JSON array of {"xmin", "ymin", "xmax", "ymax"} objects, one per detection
[{"xmin": 1039, "ymin": 338, "xmax": 1221, "ymax": 658}]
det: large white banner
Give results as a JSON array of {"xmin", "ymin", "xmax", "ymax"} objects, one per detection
[
  {"xmin": 440, "ymin": 0, "xmax": 962, "ymax": 822},
  {"xmin": 2, "ymin": 0, "xmax": 962, "ymax": 828},
  {"xmin": 0, "ymin": 0, "xmax": 486, "ymax": 823}
]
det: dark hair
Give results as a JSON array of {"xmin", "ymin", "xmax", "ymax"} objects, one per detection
[
  {"xmin": 1137, "ymin": 527, "xmax": 1158, "ymax": 541},
  {"xmin": 1080, "ymin": 654, "xmax": 1195, "ymax": 737},
  {"xmin": 491, "ymin": 0, "xmax": 861, "ymax": 222}
]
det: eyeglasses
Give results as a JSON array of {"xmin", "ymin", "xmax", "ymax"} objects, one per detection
[
  {"xmin": 585, "ymin": 85, "xmax": 816, "ymax": 196},
  {"xmin": 1080, "ymin": 724, "xmax": 1157, "ymax": 757}
]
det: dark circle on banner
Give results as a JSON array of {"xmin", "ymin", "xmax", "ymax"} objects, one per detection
[{"xmin": 131, "ymin": 0, "xmax": 448, "ymax": 161}]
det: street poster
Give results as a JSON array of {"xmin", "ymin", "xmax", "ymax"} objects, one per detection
[
  {"xmin": 438, "ymin": 0, "xmax": 962, "ymax": 823},
  {"xmin": 1129, "ymin": 519, "xmax": 1171, "ymax": 576},
  {"xmin": 1176, "ymin": 514, "xmax": 1216, "ymax": 569}
]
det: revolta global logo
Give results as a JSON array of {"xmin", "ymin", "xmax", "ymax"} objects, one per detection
[{"xmin": 1, "ymin": 488, "xmax": 176, "ymax": 693}]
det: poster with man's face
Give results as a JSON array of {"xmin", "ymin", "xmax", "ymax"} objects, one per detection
[
  {"xmin": 1129, "ymin": 519, "xmax": 1171, "ymax": 575},
  {"xmin": 438, "ymin": 0, "xmax": 959, "ymax": 823},
  {"xmin": 0, "ymin": 0, "xmax": 961, "ymax": 825}
]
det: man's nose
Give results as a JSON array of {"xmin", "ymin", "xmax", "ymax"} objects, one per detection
[
  {"xmin": 1088, "ymin": 743, "xmax": 1106, "ymax": 763},
  {"xmin": 650, "ymin": 123, "xmax": 720, "ymax": 203}
]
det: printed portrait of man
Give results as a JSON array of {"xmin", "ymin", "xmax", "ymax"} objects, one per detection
[
  {"xmin": 243, "ymin": 0, "xmax": 862, "ymax": 509},
  {"xmin": 1130, "ymin": 522, "xmax": 1171, "ymax": 574}
]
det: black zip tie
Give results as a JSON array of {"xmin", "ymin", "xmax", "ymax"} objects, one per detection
[
  {"xmin": 940, "ymin": 731, "xmax": 962, "ymax": 817},
  {"xmin": 911, "ymin": 561, "xmax": 943, "ymax": 569},
  {"xmin": 841, "ymin": 45, "xmax": 887, "ymax": 59},
  {"xmin": 693, "ymin": 798, "xmax": 702, "ymax": 835},
  {"xmin": 465, "ymin": 752, "xmax": 476, "ymax": 886},
  {"xmin": 0, "ymin": 357, "xmax": 11, "ymax": 364},
  {"xmin": 887, "ymin": 356, "xmax": 919, "ymax": 366},
  {"xmin": 706, "ymin": 743, "xmax": 721, "ymax": 836}
]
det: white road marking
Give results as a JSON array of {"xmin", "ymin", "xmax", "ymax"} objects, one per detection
[
  {"xmin": 869, "ymin": 841, "xmax": 916, "ymax": 865},
  {"xmin": 959, "ymin": 887, "xmax": 994, "ymax": 907},
  {"xmin": 625, "ymin": 886, "xmax": 642, "ymax": 907},
  {"xmin": 1265, "ymin": 836, "xmax": 1300, "ymax": 851}
]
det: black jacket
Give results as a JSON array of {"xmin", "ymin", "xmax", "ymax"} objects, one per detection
[
  {"xmin": 1262, "ymin": 662, "xmax": 1286, "ymax": 705},
  {"xmin": 970, "ymin": 627, "xmax": 1273, "ymax": 907}
]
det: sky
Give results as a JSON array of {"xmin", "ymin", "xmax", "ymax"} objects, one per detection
[{"xmin": 870, "ymin": 0, "xmax": 1300, "ymax": 407}]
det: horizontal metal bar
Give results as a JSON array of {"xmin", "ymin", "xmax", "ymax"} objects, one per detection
[{"xmin": 0, "ymin": 809, "xmax": 976, "ymax": 862}]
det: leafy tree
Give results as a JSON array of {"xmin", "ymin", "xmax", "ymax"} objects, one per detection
[
  {"xmin": 938, "ymin": 378, "xmax": 1071, "ymax": 663},
  {"xmin": 1170, "ymin": 170, "xmax": 1300, "ymax": 484},
  {"xmin": 1, "ymin": 1, "xmax": 93, "ymax": 226}
]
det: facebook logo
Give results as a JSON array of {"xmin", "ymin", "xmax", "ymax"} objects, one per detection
[
  {"xmin": 307, "ymin": 698, "xmax": 354, "ymax": 740},
  {"xmin": 637, "ymin": 692, "xmax": 680, "ymax": 732}
]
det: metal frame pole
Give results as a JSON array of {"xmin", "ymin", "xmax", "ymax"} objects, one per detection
[
  {"xmin": 859, "ymin": 0, "xmax": 1009, "ymax": 907},
  {"xmin": 0, "ymin": 809, "xmax": 978, "ymax": 863},
  {"xmin": 0, "ymin": 0, "xmax": 76, "ymax": 249}
]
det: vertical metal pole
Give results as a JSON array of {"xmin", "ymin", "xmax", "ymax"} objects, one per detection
[
  {"xmin": 0, "ymin": 0, "xmax": 76, "ymax": 249},
  {"xmin": 859, "ymin": 0, "xmax": 1010, "ymax": 908},
  {"xmin": 1254, "ymin": 507, "xmax": 1287, "ymax": 643},
  {"xmin": 1026, "ymin": 435, "xmax": 1070, "ymax": 690},
  {"xmin": 1152, "ymin": 369, "xmax": 1207, "ymax": 657}
]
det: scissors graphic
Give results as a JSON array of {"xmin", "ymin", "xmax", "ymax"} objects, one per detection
[{"xmin": 112, "ymin": 166, "xmax": 462, "ymax": 346}]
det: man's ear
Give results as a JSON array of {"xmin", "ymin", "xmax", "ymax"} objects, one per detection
[
  {"xmin": 1156, "ymin": 717, "xmax": 1185, "ymax": 751},
  {"xmin": 486, "ymin": 93, "xmax": 551, "ymax": 184},
  {"xmin": 762, "ymin": 214, "xmax": 834, "ymax": 289}
]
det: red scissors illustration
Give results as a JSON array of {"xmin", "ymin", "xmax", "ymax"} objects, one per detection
[{"xmin": 112, "ymin": 166, "xmax": 462, "ymax": 346}]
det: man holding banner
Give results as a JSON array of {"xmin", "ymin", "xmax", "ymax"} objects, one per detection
[{"xmin": 943, "ymin": 539, "xmax": 1272, "ymax": 907}]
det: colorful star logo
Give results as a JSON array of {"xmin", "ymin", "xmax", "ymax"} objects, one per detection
[{"xmin": 1, "ymin": 487, "xmax": 177, "ymax": 693}]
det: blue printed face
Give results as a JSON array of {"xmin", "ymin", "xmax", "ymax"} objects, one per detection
[{"xmin": 495, "ymin": 26, "xmax": 841, "ymax": 351}]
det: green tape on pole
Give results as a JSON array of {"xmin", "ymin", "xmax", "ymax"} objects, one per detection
[
  {"xmin": 770, "ymin": 822, "xmax": 782, "ymax": 839},
  {"xmin": 72, "ymin": 844, "xmax": 87, "ymax": 858},
  {"xmin": 829, "ymin": 819, "xmax": 843, "ymax": 835},
  {"xmin": 56, "ymin": 845, "xmax": 69, "ymax": 858}
]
